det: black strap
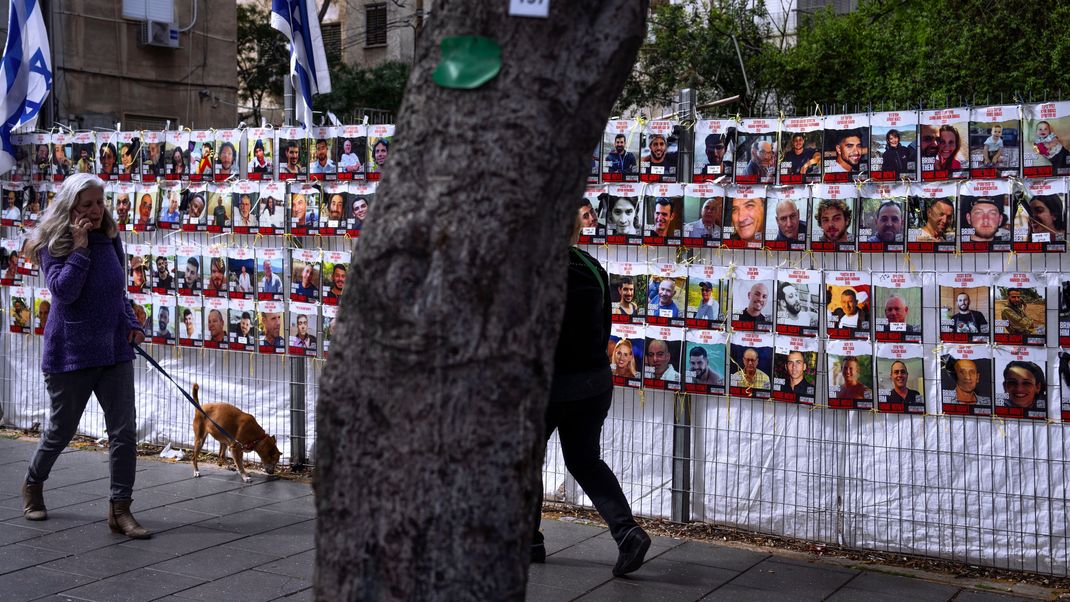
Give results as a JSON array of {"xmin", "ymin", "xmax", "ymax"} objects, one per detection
[{"xmin": 131, "ymin": 343, "xmax": 243, "ymax": 448}]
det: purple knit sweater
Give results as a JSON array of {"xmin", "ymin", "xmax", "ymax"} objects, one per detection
[{"xmin": 39, "ymin": 231, "xmax": 143, "ymax": 374}]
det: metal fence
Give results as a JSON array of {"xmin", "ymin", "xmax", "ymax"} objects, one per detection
[{"xmin": 2, "ymin": 231, "xmax": 1069, "ymax": 577}]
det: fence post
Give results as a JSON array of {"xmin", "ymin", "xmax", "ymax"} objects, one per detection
[{"xmin": 671, "ymin": 88, "xmax": 695, "ymax": 524}]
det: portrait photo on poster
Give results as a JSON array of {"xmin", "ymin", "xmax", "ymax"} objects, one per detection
[
  {"xmin": 227, "ymin": 247, "xmax": 256, "ymax": 300},
  {"xmin": 858, "ymin": 184, "xmax": 908, "ymax": 253},
  {"xmin": 959, "ymin": 179, "xmax": 1012, "ymax": 252},
  {"xmin": 919, "ymin": 108, "xmax": 969, "ymax": 181},
  {"xmin": 1015, "ymin": 178, "xmax": 1067, "ymax": 252},
  {"xmin": 774, "ymin": 268, "xmax": 820, "ymax": 337},
  {"xmin": 734, "ymin": 118, "xmax": 777, "ymax": 185},
  {"xmin": 993, "ymin": 346, "xmax": 1048, "ymax": 420},
  {"xmin": 730, "ymin": 266, "xmax": 775, "ymax": 333},
  {"xmin": 771, "ymin": 335, "xmax": 818, "ymax": 405},
  {"xmin": 642, "ymin": 183, "xmax": 684, "ymax": 245},
  {"xmin": 228, "ymin": 298, "xmax": 257, "ymax": 353},
  {"xmin": 258, "ymin": 182, "xmax": 287, "ymax": 233},
  {"xmin": 643, "ymin": 326, "xmax": 684, "ymax": 391},
  {"xmin": 683, "ymin": 329, "xmax": 728, "ymax": 396},
  {"xmin": 255, "ymin": 248, "xmax": 285, "ymax": 301},
  {"xmin": 646, "ymin": 263, "xmax": 687, "ymax": 327},
  {"xmin": 826, "ymin": 339, "xmax": 874, "ymax": 410},
  {"xmin": 723, "ymin": 185, "xmax": 767, "ymax": 249},
  {"xmin": 938, "ymin": 272, "xmax": 992, "ymax": 344},
  {"xmin": 992, "ymin": 272, "xmax": 1047, "ymax": 347},
  {"xmin": 602, "ymin": 120, "xmax": 640, "ymax": 182},
  {"xmin": 335, "ymin": 124, "xmax": 365, "ymax": 180},
  {"xmin": 875, "ymin": 343, "xmax": 926, "ymax": 414},
  {"xmin": 177, "ymin": 295, "xmax": 203, "ymax": 347},
  {"xmin": 940, "ymin": 343, "xmax": 993, "ymax": 416},
  {"xmin": 365, "ymin": 124, "xmax": 394, "ymax": 181},
  {"xmin": 202, "ymin": 297, "xmax": 229, "ymax": 349},
  {"xmin": 681, "ymin": 183, "xmax": 724, "ymax": 247},
  {"xmin": 872, "ymin": 271, "xmax": 924, "ymax": 343},
  {"xmin": 309, "ymin": 126, "xmax": 337, "ymax": 180},
  {"xmin": 685, "ymin": 263, "xmax": 729, "ymax": 330},
  {"xmin": 215, "ymin": 128, "xmax": 241, "ymax": 180},
  {"xmin": 578, "ymin": 187, "xmax": 605, "ymax": 245},
  {"xmin": 602, "ymin": 184, "xmax": 643, "ymax": 244},
  {"xmin": 907, "ymin": 182, "xmax": 957, "ymax": 253},
  {"xmin": 609, "ymin": 323, "xmax": 644, "ymax": 388},
  {"xmin": 869, "ymin": 110, "xmax": 917, "ymax": 181},
  {"xmin": 151, "ymin": 245, "xmax": 176, "ymax": 294},
  {"xmin": 822, "ymin": 114, "xmax": 869, "ymax": 183},
  {"xmin": 1023, "ymin": 101, "xmax": 1070, "ymax": 178},
  {"xmin": 777, "ymin": 117, "xmax": 822, "ymax": 185},
  {"xmin": 347, "ymin": 182, "xmax": 374, "ymax": 237},
  {"xmin": 811, "ymin": 184, "xmax": 858, "ymax": 252},
  {"xmin": 640, "ymin": 120, "xmax": 680, "ymax": 183},
  {"xmin": 278, "ymin": 127, "xmax": 308, "ymax": 179},
  {"xmin": 969, "ymin": 105, "xmax": 1021, "ymax": 179},
  {"xmin": 609, "ymin": 261, "xmax": 647, "ymax": 324},
  {"xmin": 693, "ymin": 119, "xmax": 735, "ymax": 181},
  {"xmin": 764, "ymin": 186, "xmax": 809, "ymax": 251},
  {"xmin": 165, "ymin": 130, "xmax": 191, "ymax": 180},
  {"xmin": 291, "ymin": 248, "xmax": 322, "ymax": 304},
  {"xmin": 728, "ymin": 331, "xmax": 774, "ymax": 399},
  {"xmin": 247, "ymin": 127, "xmax": 275, "ymax": 180},
  {"xmin": 322, "ymin": 250, "xmax": 351, "ymax": 305},
  {"xmin": 825, "ymin": 270, "xmax": 871, "ymax": 340}
]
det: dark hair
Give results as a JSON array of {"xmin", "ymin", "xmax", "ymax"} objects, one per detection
[
  {"xmin": 241, "ymin": 312, "xmax": 251, "ymax": 320},
  {"xmin": 689, "ymin": 347, "xmax": 708, "ymax": 359},
  {"xmin": 315, "ymin": 138, "xmax": 328, "ymax": 147},
  {"xmin": 254, "ymin": 139, "xmax": 265, "ymax": 152},
  {"xmin": 219, "ymin": 142, "xmax": 236, "ymax": 158},
  {"xmin": 186, "ymin": 256, "xmax": 199, "ymax": 269},
  {"xmin": 618, "ymin": 276, "xmax": 633, "ymax": 288},
  {"xmin": 886, "ymin": 129, "xmax": 900, "ymax": 141},
  {"xmin": 777, "ymin": 281, "xmax": 797, "ymax": 302},
  {"xmin": 182, "ymin": 308, "xmax": 192, "ymax": 318},
  {"xmin": 332, "ymin": 264, "xmax": 347, "ymax": 274},
  {"xmin": 704, "ymin": 133, "xmax": 724, "ymax": 147},
  {"xmin": 654, "ymin": 197, "xmax": 673, "ymax": 210},
  {"xmin": 373, "ymin": 139, "xmax": 389, "ymax": 152},
  {"xmin": 614, "ymin": 134, "xmax": 626, "ymax": 142},
  {"xmin": 1003, "ymin": 360, "xmax": 1046, "ymax": 393},
  {"xmin": 1029, "ymin": 194, "xmax": 1066, "ymax": 232},
  {"xmin": 841, "ymin": 289, "xmax": 857, "ymax": 301}
]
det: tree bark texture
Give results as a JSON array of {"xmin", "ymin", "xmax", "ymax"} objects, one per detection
[{"xmin": 314, "ymin": 1, "xmax": 647, "ymax": 600}]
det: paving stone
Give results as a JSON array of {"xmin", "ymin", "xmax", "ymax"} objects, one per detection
[
  {"xmin": 656, "ymin": 540, "xmax": 770, "ymax": 572},
  {"xmin": 42, "ymin": 543, "xmax": 173, "ymax": 578},
  {"xmin": 275, "ymin": 588, "xmax": 313, "ymax": 601},
  {"xmin": 254, "ymin": 549, "xmax": 315, "ymax": 581},
  {"xmin": 163, "ymin": 568, "xmax": 310, "ymax": 601},
  {"xmin": 719, "ymin": 557, "xmax": 859, "ymax": 601},
  {"xmin": 526, "ymin": 582, "xmax": 585, "ymax": 602},
  {"xmin": 826, "ymin": 571, "xmax": 959, "ymax": 601},
  {"xmin": 169, "ymin": 490, "xmax": 279, "ymax": 516},
  {"xmin": 528, "ymin": 555, "xmax": 614, "ymax": 593},
  {"xmin": 578, "ymin": 557, "xmax": 737, "ymax": 601},
  {"xmin": 257, "ymin": 496, "xmax": 316, "ymax": 519},
  {"xmin": 223, "ymin": 520, "xmax": 315, "ymax": 559},
  {"xmin": 228, "ymin": 479, "xmax": 312, "ymax": 501},
  {"xmin": 0, "ymin": 543, "xmax": 69, "ymax": 576},
  {"xmin": 0, "ymin": 520, "xmax": 52, "ymax": 545},
  {"xmin": 143, "ymin": 475, "xmax": 247, "ymax": 500},
  {"xmin": 0, "ymin": 566, "xmax": 97, "ymax": 601},
  {"xmin": 553, "ymin": 531, "xmax": 682, "ymax": 567},
  {"xmin": 119, "ymin": 523, "xmax": 243, "ymax": 557},
  {"xmin": 148, "ymin": 545, "xmax": 279, "ymax": 580},
  {"xmin": 17, "ymin": 521, "xmax": 124, "ymax": 555},
  {"xmin": 60, "ymin": 566, "xmax": 206, "ymax": 601},
  {"xmin": 701, "ymin": 583, "xmax": 792, "ymax": 601},
  {"xmin": 16, "ymin": 485, "xmax": 100, "ymax": 511},
  {"xmin": 953, "ymin": 590, "xmax": 1036, "ymax": 601},
  {"xmin": 126, "ymin": 503, "xmax": 216, "ymax": 533},
  {"xmin": 17, "ymin": 498, "xmax": 112, "ymax": 533},
  {"xmin": 191, "ymin": 507, "xmax": 309, "ymax": 536}
]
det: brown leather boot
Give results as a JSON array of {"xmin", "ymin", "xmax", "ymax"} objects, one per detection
[
  {"xmin": 108, "ymin": 499, "xmax": 151, "ymax": 539},
  {"xmin": 21, "ymin": 481, "xmax": 46, "ymax": 521}
]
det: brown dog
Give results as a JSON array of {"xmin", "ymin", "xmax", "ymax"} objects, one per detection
[{"xmin": 191, "ymin": 384, "xmax": 281, "ymax": 482}]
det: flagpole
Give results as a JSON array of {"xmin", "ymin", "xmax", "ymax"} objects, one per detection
[{"xmin": 284, "ymin": 76, "xmax": 293, "ymax": 126}]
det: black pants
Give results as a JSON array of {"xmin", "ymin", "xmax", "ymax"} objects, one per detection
[
  {"xmin": 534, "ymin": 388, "xmax": 638, "ymax": 546},
  {"xmin": 27, "ymin": 361, "xmax": 138, "ymax": 500}
]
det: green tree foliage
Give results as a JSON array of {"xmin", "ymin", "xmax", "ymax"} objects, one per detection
[
  {"xmin": 779, "ymin": 0, "xmax": 1070, "ymax": 112},
  {"xmin": 237, "ymin": 2, "xmax": 289, "ymax": 124},
  {"xmin": 316, "ymin": 61, "xmax": 411, "ymax": 118},
  {"xmin": 616, "ymin": 0, "xmax": 781, "ymax": 116}
]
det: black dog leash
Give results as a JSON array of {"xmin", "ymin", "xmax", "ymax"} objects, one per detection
[{"xmin": 131, "ymin": 342, "xmax": 244, "ymax": 449}]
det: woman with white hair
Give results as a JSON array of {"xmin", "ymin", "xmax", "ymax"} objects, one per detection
[{"xmin": 19, "ymin": 173, "xmax": 150, "ymax": 539}]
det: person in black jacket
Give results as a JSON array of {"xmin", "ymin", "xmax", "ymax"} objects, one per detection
[{"xmin": 531, "ymin": 203, "xmax": 651, "ymax": 577}]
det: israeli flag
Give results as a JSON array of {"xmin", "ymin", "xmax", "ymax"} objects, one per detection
[
  {"xmin": 0, "ymin": 0, "xmax": 52, "ymax": 175},
  {"xmin": 271, "ymin": 0, "xmax": 332, "ymax": 128}
]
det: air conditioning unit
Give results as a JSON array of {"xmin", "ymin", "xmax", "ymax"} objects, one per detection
[{"xmin": 139, "ymin": 20, "xmax": 180, "ymax": 49}]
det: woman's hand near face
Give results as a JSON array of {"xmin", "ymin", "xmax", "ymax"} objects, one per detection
[{"xmin": 70, "ymin": 212, "xmax": 92, "ymax": 249}]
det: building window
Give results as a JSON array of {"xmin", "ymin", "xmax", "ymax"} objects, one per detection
[
  {"xmin": 322, "ymin": 22, "xmax": 341, "ymax": 61},
  {"xmin": 365, "ymin": 3, "xmax": 387, "ymax": 48}
]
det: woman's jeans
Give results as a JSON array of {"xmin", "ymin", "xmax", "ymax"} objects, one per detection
[{"xmin": 26, "ymin": 361, "xmax": 137, "ymax": 501}]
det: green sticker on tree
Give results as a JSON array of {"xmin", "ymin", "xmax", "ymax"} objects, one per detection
[{"xmin": 432, "ymin": 36, "xmax": 502, "ymax": 90}]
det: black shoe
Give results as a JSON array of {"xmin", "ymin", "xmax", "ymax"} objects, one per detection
[
  {"xmin": 612, "ymin": 526, "xmax": 650, "ymax": 577},
  {"xmin": 531, "ymin": 542, "xmax": 546, "ymax": 564}
]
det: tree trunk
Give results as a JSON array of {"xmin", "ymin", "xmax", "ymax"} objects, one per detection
[{"xmin": 314, "ymin": 1, "xmax": 647, "ymax": 600}]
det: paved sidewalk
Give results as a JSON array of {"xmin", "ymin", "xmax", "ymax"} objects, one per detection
[{"xmin": 0, "ymin": 434, "xmax": 1050, "ymax": 601}]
